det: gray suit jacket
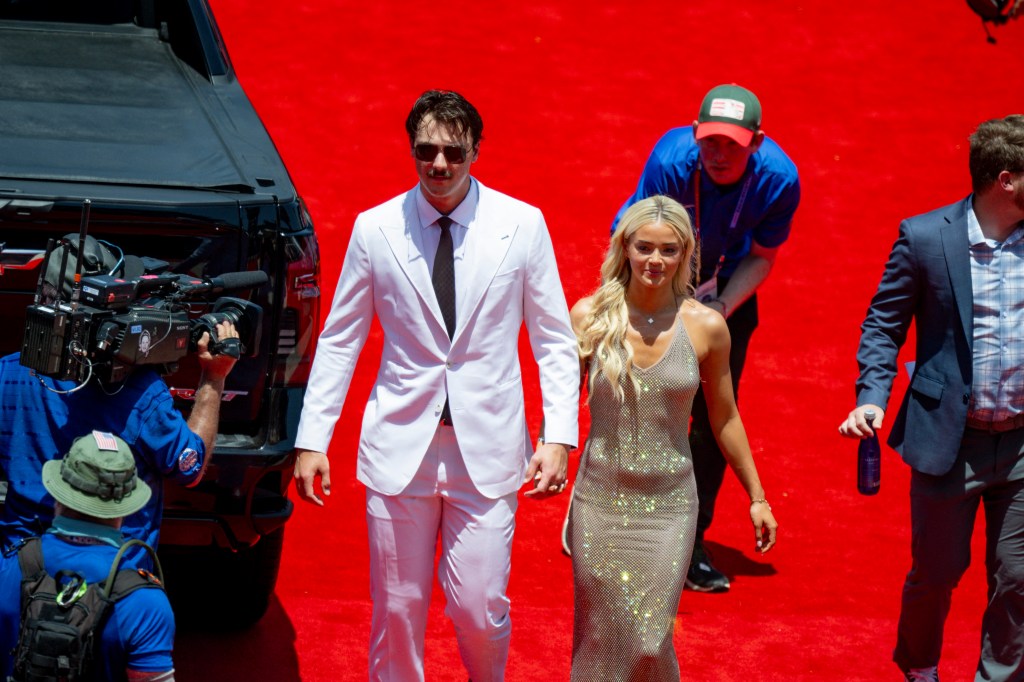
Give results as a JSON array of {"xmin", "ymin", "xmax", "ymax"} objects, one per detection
[{"xmin": 856, "ymin": 197, "xmax": 974, "ymax": 476}]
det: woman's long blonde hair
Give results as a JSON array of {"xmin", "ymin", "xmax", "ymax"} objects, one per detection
[{"xmin": 577, "ymin": 195, "xmax": 697, "ymax": 400}]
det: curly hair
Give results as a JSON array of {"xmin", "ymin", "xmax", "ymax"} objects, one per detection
[{"xmin": 969, "ymin": 114, "xmax": 1024, "ymax": 193}]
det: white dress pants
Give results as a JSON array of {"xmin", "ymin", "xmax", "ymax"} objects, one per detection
[{"xmin": 366, "ymin": 422, "xmax": 518, "ymax": 682}]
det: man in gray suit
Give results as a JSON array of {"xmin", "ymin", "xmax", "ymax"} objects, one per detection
[{"xmin": 840, "ymin": 114, "xmax": 1024, "ymax": 682}]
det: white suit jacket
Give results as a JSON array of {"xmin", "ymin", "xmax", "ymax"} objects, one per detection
[{"xmin": 295, "ymin": 180, "xmax": 580, "ymax": 498}]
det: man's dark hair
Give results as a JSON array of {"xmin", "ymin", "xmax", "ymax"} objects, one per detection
[
  {"xmin": 969, "ymin": 114, "xmax": 1024, "ymax": 192},
  {"xmin": 405, "ymin": 90, "xmax": 484, "ymax": 150}
]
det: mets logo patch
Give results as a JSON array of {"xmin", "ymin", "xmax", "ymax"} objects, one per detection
[{"xmin": 177, "ymin": 448, "xmax": 201, "ymax": 475}]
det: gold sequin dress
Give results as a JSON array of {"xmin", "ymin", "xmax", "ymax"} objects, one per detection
[{"xmin": 569, "ymin": 319, "xmax": 700, "ymax": 681}]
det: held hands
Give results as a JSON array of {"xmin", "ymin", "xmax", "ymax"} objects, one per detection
[
  {"xmin": 750, "ymin": 500, "xmax": 778, "ymax": 554},
  {"xmin": 293, "ymin": 449, "xmax": 331, "ymax": 506},
  {"xmin": 195, "ymin": 320, "xmax": 240, "ymax": 381},
  {"xmin": 838, "ymin": 405, "xmax": 884, "ymax": 439},
  {"xmin": 523, "ymin": 442, "xmax": 569, "ymax": 499}
]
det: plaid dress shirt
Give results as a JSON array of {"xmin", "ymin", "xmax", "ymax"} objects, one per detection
[{"xmin": 968, "ymin": 202, "xmax": 1024, "ymax": 421}]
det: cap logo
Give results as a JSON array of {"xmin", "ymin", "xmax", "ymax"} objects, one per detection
[
  {"xmin": 708, "ymin": 98, "xmax": 746, "ymax": 121},
  {"xmin": 92, "ymin": 431, "xmax": 120, "ymax": 451}
]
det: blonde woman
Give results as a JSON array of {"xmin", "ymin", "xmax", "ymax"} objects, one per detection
[{"xmin": 568, "ymin": 195, "xmax": 778, "ymax": 680}]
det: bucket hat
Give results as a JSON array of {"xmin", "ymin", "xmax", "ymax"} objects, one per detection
[{"xmin": 42, "ymin": 431, "xmax": 151, "ymax": 519}]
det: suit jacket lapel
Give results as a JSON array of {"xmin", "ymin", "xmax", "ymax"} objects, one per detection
[
  {"xmin": 453, "ymin": 187, "xmax": 518, "ymax": 345},
  {"xmin": 941, "ymin": 198, "xmax": 973, "ymax": 347},
  {"xmin": 378, "ymin": 190, "xmax": 448, "ymax": 334},
  {"xmin": 375, "ymin": 183, "xmax": 520, "ymax": 345}
]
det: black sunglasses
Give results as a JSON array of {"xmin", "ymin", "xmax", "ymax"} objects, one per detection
[{"xmin": 413, "ymin": 144, "xmax": 467, "ymax": 164}]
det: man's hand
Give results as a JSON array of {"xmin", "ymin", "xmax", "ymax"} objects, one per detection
[
  {"xmin": 523, "ymin": 442, "xmax": 569, "ymax": 499},
  {"xmin": 184, "ymin": 320, "xmax": 241, "ymax": 483},
  {"xmin": 294, "ymin": 449, "xmax": 331, "ymax": 506},
  {"xmin": 838, "ymin": 404, "xmax": 884, "ymax": 439},
  {"xmin": 195, "ymin": 320, "xmax": 240, "ymax": 381}
]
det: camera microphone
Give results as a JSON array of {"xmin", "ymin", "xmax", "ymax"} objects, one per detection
[{"xmin": 175, "ymin": 271, "xmax": 269, "ymax": 296}]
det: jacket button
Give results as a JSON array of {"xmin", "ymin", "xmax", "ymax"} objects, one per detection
[{"xmin": 963, "ymin": 394, "xmax": 970, "ymax": 404}]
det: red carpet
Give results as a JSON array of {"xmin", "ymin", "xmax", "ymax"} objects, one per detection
[{"xmin": 173, "ymin": 2, "xmax": 1023, "ymax": 680}]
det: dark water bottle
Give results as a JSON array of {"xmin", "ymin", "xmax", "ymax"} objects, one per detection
[{"xmin": 857, "ymin": 409, "xmax": 881, "ymax": 495}]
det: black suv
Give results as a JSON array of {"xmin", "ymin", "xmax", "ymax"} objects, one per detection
[{"xmin": 0, "ymin": 0, "xmax": 320, "ymax": 627}]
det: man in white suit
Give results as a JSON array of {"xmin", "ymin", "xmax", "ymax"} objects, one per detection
[{"xmin": 293, "ymin": 90, "xmax": 580, "ymax": 681}]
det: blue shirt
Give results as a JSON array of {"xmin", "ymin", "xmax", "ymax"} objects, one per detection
[
  {"xmin": 0, "ymin": 353, "xmax": 205, "ymax": 563},
  {"xmin": 0, "ymin": 530, "xmax": 175, "ymax": 680},
  {"xmin": 613, "ymin": 127, "xmax": 800, "ymax": 281}
]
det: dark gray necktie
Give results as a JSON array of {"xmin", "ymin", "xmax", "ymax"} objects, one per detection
[
  {"xmin": 432, "ymin": 216, "xmax": 456, "ymax": 339},
  {"xmin": 432, "ymin": 216, "xmax": 455, "ymax": 424}
]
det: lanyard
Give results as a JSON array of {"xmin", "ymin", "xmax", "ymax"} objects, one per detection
[{"xmin": 693, "ymin": 160, "xmax": 753, "ymax": 284}]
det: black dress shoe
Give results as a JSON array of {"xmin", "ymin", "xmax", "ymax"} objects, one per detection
[{"xmin": 685, "ymin": 541, "xmax": 730, "ymax": 592}]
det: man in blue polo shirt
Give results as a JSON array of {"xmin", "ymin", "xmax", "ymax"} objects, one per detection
[
  {"xmin": 0, "ymin": 431, "xmax": 175, "ymax": 681},
  {"xmin": 612, "ymin": 83, "xmax": 800, "ymax": 591},
  {"xmin": 0, "ymin": 318, "xmax": 238, "ymax": 564}
]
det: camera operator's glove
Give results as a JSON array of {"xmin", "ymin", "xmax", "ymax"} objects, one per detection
[{"xmin": 210, "ymin": 337, "xmax": 242, "ymax": 359}]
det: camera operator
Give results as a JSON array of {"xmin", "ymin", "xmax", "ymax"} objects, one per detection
[{"xmin": 0, "ymin": 319, "xmax": 239, "ymax": 564}]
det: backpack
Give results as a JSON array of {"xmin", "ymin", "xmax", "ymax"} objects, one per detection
[{"xmin": 9, "ymin": 537, "xmax": 165, "ymax": 682}]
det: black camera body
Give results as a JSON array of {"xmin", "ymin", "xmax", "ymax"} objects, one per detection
[{"xmin": 21, "ymin": 269, "xmax": 265, "ymax": 384}]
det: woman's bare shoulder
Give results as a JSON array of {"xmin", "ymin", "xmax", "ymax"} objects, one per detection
[
  {"xmin": 680, "ymin": 298, "xmax": 729, "ymax": 353},
  {"xmin": 680, "ymin": 297, "xmax": 724, "ymax": 326},
  {"xmin": 570, "ymin": 295, "xmax": 596, "ymax": 328}
]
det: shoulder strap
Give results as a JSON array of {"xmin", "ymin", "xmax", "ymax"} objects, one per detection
[
  {"xmin": 15, "ymin": 537, "xmax": 45, "ymax": 579},
  {"xmin": 109, "ymin": 567, "xmax": 164, "ymax": 602},
  {"xmin": 102, "ymin": 538, "xmax": 165, "ymax": 598}
]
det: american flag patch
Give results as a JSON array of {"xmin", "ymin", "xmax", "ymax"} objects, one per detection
[
  {"xmin": 709, "ymin": 98, "xmax": 746, "ymax": 121},
  {"xmin": 92, "ymin": 431, "xmax": 120, "ymax": 451}
]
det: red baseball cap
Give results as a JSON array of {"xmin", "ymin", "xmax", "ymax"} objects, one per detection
[{"xmin": 695, "ymin": 84, "xmax": 762, "ymax": 147}]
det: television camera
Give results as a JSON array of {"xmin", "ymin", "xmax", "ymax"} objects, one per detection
[{"xmin": 20, "ymin": 202, "xmax": 267, "ymax": 385}]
